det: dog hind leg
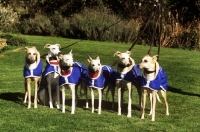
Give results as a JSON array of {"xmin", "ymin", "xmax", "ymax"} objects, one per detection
[{"xmin": 160, "ymin": 90, "xmax": 169, "ymax": 115}]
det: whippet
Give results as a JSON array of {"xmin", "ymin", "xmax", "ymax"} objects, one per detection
[
  {"xmin": 38, "ymin": 44, "xmax": 61, "ymax": 109},
  {"xmin": 138, "ymin": 54, "xmax": 169, "ymax": 121},
  {"xmin": 23, "ymin": 46, "xmax": 42, "ymax": 108},
  {"xmin": 86, "ymin": 55, "xmax": 116, "ymax": 114},
  {"xmin": 59, "ymin": 50, "xmax": 87, "ymax": 114},
  {"xmin": 114, "ymin": 51, "xmax": 141, "ymax": 117}
]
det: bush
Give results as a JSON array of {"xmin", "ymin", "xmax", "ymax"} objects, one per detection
[
  {"xmin": 19, "ymin": 14, "xmax": 55, "ymax": 36},
  {"xmin": 0, "ymin": 34, "xmax": 27, "ymax": 46},
  {"xmin": 69, "ymin": 8, "xmax": 141, "ymax": 42}
]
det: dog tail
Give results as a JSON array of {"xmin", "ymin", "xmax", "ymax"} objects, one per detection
[{"xmin": 156, "ymin": 92, "xmax": 162, "ymax": 104}]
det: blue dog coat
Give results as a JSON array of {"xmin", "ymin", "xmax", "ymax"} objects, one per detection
[
  {"xmin": 23, "ymin": 60, "xmax": 43, "ymax": 78},
  {"xmin": 140, "ymin": 67, "xmax": 168, "ymax": 91},
  {"xmin": 59, "ymin": 62, "xmax": 87, "ymax": 86},
  {"xmin": 87, "ymin": 65, "xmax": 116, "ymax": 89},
  {"xmin": 116, "ymin": 64, "xmax": 141, "ymax": 83},
  {"xmin": 42, "ymin": 59, "xmax": 59, "ymax": 77}
]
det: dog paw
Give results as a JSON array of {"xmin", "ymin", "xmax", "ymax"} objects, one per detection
[
  {"xmin": 127, "ymin": 114, "xmax": 131, "ymax": 118},
  {"xmin": 118, "ymin": 113, "xmax": 121, "ymax": 115}
]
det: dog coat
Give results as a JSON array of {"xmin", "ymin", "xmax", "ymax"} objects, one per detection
[
  {"xmin": 87, "ymin": 65, "xmax": 116, "ymax": 89},
  {"xmin": 42, "ymin": 59, "xmax": 59, "ymax": 77},
  {"xmin": 140, "ymin": 67, "xmax": 168, "ymax": 91},
  {"xmin": 116, "ymin": 64, "xmax": 141, "ymax": 83},
  {"xmin": 59, "ymin": 62, "xmax": 87, "ymax": 86},
  {"xmin": 23, "ymin": 60, "xmax": 43, "ymax": 78}
]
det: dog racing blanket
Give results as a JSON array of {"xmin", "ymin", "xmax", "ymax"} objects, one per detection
[
  {"xmin": 23, "ymin": 60, "xmax": 43, "ymax": 78},
  {"xmin": 87, "ymin": 65, "xmax": 116, "ymax": 89},
  {"xmin": 59, "ymin": 62, "xmax": 87, "ymax": 86},
  {"xmin": 42, "ymin": 59, "xmax": 59, "ymax": 77},
  {"xmin": 116, "ymin": 64, "xmax": 141, "ymax": 83},
  {"xmin": 140, "ymin": 67, "xmax": 168, "ymax": 91}
]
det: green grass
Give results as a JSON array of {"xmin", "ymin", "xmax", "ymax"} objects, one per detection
[{"xmin": 0, "ymin": 34, "xmax": 200, "ymax": 131}]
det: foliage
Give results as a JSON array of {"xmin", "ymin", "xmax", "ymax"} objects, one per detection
[
  {"xmin": 0, "ymin": 34, "xmax": 27, "ymax": 46},
  {"xmin": 68, "ymin": 8, "xmax": 141, "ymax": 42},
  {"xmin": 0, "ymin": 4, "xmax": 20, "ymax": 34}
]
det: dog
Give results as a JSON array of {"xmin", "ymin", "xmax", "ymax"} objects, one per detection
[
  {"xmin": 23, "ymin": 46, "xmax": 42, "ymax": 108},
  {"xmin": 138, "ymin": 54, "xmax": 169, "ymax": 121},
  {"xmin": 59, "ymin": 50, "xmax": 87, "ymax": 114},
  {"xmin": 114, "ymin": 51, "xmax": 141, "ymax": 117},
  {"xmin": 86, "ymin": 55, "xmax": 116, "ymax": 114},
  {"xmin": 38, "ymin": 44, "xmax": 61, "ymax": 109}
]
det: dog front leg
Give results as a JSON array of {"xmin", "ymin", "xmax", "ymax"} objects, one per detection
[
  {"xmin": 47, "ymin": 82, "xmax": 53, "ymax": 108},
  {"xmin": 33, "ymin": 78, "xmax": 39, "ymax": 108},
  {"xmin": 70, "ymin": 85, "xmax": 76, "ymax": 114},
  {"xmin": 151, "ymin": 91, "xmax": 156, "ymax": 121},
  {"xmin": 24, "ymin": 81, "xmax": 28, "ymax": 103},
  {"xmin": 56, "ymin": 83, "xmax": 60, "ymax": 109},
  {"xmin": 26, "ymin": 78, "xmax": 31, "ymax": 109},
  {"xmin": 118, "ymin": 87, "xmax": 122, "ymax": 115},
  {"xmin": 90, "ymin": 88, "xmax": 94, "ymax": 113},
  {"xmin": 141, "ymin": 88, "xmax": 147, "ymax": 119},
  {"xmin": 97, "ymin": 89, "xmax": 102, "ymax": 114},
  {"xmin": 127, "ymin": 83, "xmax": 132, "ymax": 117},
  {"xmin": 61, "ymin": 86, "xmax": 65, "ymax": 113}
]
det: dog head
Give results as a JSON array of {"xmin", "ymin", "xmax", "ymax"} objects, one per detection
[
  {"xmin": 59, "ymin": 50, "xmax": 74, "ymax": 67},
  {"xmin": 24, "ymin": 46, "xmax": 40, "ymax": 64},
  {"xmin": 114, "ymin": 51, "xmax": 132, "ymax": 67},
  {"xmin": 87, "ymin": 55, "xmax": 101, "ymax": 72},
  {"xmin": 138, "ymin": 54, "xmax": 158, "ymax": 71},
  {"xmin": 44, "ymin": 44, "xmax": 61, "ymax": 57}
]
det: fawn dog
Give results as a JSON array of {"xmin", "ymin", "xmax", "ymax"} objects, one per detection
[
  {"xmin": 114, "ymin": 51, "xmax": 141, "ymax": 117},
  {"xmin": 59, "ymin": 50, "xmax": 87, "ymax": 114},
  {"xmin": 86, "ymin": 55, "xmax": 116, "ymax": 114},
  {"xmin": 138, "ymin": 54, "xmax": 169, "ymax": 121},
  {"xmin": 23, "ymin": 46, "xmax": 42, "ymax": 108},
  {"xmin": 38, "ymin": 44, "xmax": 61, "ymax": 109}
]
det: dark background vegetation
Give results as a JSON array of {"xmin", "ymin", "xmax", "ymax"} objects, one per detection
[{"xmin": 0, "ymin": 0, "xmax": 199, "ymax": 49}]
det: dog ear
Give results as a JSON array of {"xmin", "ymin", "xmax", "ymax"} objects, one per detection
[
  {"xmin": 114, "ymin": 51, "xmax": 121, "ymax": 57},
  {"xmin": 126, "ymin": 51, "xmax": 132, "ymax": 55},
  {"xmin": 152, "ymin": 55, "xmax": 158, "ymax": 62},
  {"xmin": 69, "ymin": 49, "xmax": 73, "ymax": 56},
  {"xmin": 87, "ymin": 55, "xmax": 92, "ymax": 62},
  {"xmin": 56, "ymin": 44, "xmax": 61, "ymax": 49},
  {"xmin": 58, "ymin": 54, "xmax": 63, "ymax": 60},
  {"xmin": 24, "ymin": 47, "xmax": 28, "ymax": 52},
  {"xmin": 44, "ymin": 44, "xmax": 51, "ymax": 49},
  {"xmin": 96, "ymin": 56, "xmax": 100, "ymax": 60}
]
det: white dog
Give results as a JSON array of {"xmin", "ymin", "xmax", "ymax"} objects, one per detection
[
  {"xmin": 59, "ymin": 50, "xmax": 87, "ymax": 114},
  {"xmin": 38, "ymin": 44, "xmax": 61, "ymax": 109},
  {"xmin": 138, "ymin": 54, "xmax": 169, "ymax": 121},
  {"xmin": 114, "ymin": 51, "xmax": 141, "ymax": 117},
  {"xmin": 86, "ymin": 55, "xmax": 116, "ymax": 114},
  {"xmin": 23, "ymin": 46, "xmax": 42, "ymax": 108}
]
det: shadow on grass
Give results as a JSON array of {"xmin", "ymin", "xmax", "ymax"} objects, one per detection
[
  {"xmin": 64, "ymin": 97, "xmax": 140, "ymax": 115},
  {"xmin": 168, "ymin": 86, "xmax": 200, "ymax": 97},
  {"xmin": 0, "ymin": 92, "xmax": 27, "ymax": 107}
]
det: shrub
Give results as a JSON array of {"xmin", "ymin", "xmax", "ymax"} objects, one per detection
[
  {"xmin": 0, "ymin": 34, "xmax": 27, "ymax": 46},
  {"xmin": 69, "ymin": 8, "xmax": 141, "ymax": 42},
  {"xmin": 0, "ymin": 5, "xmax": 20, "ymax": 34},
  {"xmin": 19, "ymin": 14, "xmax": 55, "ymax": 36}
]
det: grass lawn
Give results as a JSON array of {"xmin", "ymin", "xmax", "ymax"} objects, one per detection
[{"xmin": 0, "ymin": 34, "xmax": 200, "ymax": 131}]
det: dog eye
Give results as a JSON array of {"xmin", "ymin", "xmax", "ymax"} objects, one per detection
[
  {"xmin": 98, "ymin": 64, "xmax": 100, "ymax": 66},
  {"xmin": 33, "ymin": 53, "xmax": 36, "ymax": 55},
  {"xmin": 121, "ymin": 58, "xmax": 125, "ymax": 60}
]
